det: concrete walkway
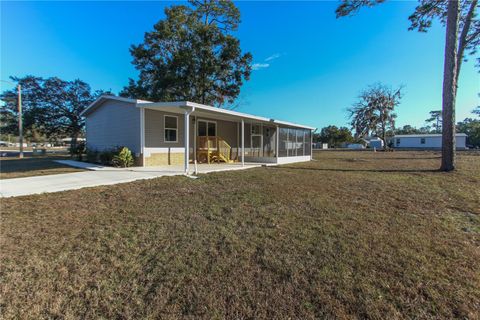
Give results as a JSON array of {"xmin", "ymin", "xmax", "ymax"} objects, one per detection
[{"xmin": 0, "ymin": 161, "xmax": 263, "ymax": 198}]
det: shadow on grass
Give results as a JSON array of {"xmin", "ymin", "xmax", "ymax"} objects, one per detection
[
  {"xmin": 271, "ymin": 166, "xmax": 441, "ymax": 173},
  {"xmin": 314, "ymin": 157, "xmax": 442, "ymax": 161},
  {"xmin": 0, "ymin": 156, "xmax": 76, "ymax": 176}
]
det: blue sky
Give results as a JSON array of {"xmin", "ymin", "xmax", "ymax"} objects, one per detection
[{"xmin": 1, "ymin": 1, "xmax": 478, "ymax": 130}]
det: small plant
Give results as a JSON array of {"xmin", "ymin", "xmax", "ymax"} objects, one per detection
[{"xmin": 112, "ymin": 147, "xmax": 134, "ymax": 168}]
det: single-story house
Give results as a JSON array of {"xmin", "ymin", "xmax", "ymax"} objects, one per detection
[
  {"xmin": 392, "ymin": 133, "xmax": 467, "ymax": 149},
  {"xmin": 81, "ymin": 95, "xmax": 315, "ymax": 172}
]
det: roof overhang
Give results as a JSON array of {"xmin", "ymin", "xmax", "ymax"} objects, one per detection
[
  {"xmin": 80, "ymin": 95, "xmax": 151, "ymax": 117},
  {"xmin": 139, "ymin": 101, "xmax": 316, "ymax": 130},
  {"xmin": 393, "ymin": 133, "xmax": 467, "ymax": 138}
]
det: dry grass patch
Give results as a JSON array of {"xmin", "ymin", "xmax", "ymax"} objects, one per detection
[{"xmin": 1, "ymin": 151, "xmax": 479, "ymax": 319}]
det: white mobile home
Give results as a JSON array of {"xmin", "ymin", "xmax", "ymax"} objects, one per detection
[
  {"xmin": 81, "ymin": 96, "xmax": 315, "ymax": 172},
  {"xmin": 392, "ymin": 134, "xmax": 467, "ymax": 149}
]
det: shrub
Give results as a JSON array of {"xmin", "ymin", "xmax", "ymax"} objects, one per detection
[
  {"xmin": 112, "ymin": 147, "xmax": 134, "ymax": 168},
  {"xmin": 99, "ymin": 150, "xmax": 115, "ymax": 166},
  {"xmin": 69, "ymin": 142, "xmax": 86, "ymax": 161},
  {"xmin": 86, "ymin": 149, "xmax": 99, "ymax": 163}
]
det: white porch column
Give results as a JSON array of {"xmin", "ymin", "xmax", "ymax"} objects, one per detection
[
  {"xmin": 140, "ymin": 106, "xmax": 145, "ymax": 166},
  {"xmin": 184, "ymin": 110, "xmax": 190, "ymax": 174},
  {"xmin": 241, "ymin": 119, "xmax": 245, "ymax": 166},
  {"xmin": 310, "ymin": 129, "xmax": 313, "ymax": 160},
  {"xmin": 193, "ymin": 115, "xmax": 197, "ymax": 164},
  {"xmin": 276, "ymin": 125, "xmax": 279, "ymax": 163}
]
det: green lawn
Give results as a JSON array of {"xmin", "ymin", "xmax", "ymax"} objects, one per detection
[
  {"xmin": 0, "ymin": 155, "xmax": 83, "ymax": 179},
  {"xmin": 1, "ymin": 151, "xmax": 479, "ymax": 319}
]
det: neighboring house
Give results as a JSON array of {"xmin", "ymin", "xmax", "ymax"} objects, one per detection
[
  {"xmin": 392, "ymin": 133, "xmax": 467, "ymax": 149},
  {"xmin": 81, "ymin": 95, "xmax": 315, "ymax": 172},
  {"xmin": 366, "ymin": 137, "xmax": 384, "ymax": 149},
  {"xmin": 312, "ymin": 142, "xmax": 328, "ymax": 149}
]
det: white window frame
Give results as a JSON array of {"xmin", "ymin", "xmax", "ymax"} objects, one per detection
[{"xmin": 164, "ymin": 115, "xmax": 178, "ymax": 143}]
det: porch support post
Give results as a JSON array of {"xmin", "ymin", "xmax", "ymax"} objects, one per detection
[
  {"xmin": 140, "ymin": 106, "xmax": 145, "ymax": 167},
  {"xmin": 237, "ymin": 122, "xmax": 239, "ymax": 161},
  {"xmin": 194, "ymin": 115, "xmax": 197, "ymax": 164},
  {"xmin": 241, "ymin": 119, "xmax": 245, "ymax": 166},
  {"xmin": 310, "ymin": 129, "xmax": 313, "ymax": 160},
  {"xmin": 276, "ymin": 125, "xmax": 279, "ymax": 163}
]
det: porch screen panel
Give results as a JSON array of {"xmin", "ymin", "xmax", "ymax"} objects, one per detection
[
  {"xmin": 296, "ymin": 129, "xmax": 304, "ymax": 156},
  {"xmin": 288, "ymin": 128, "xmax": 296, "ymax": 156},
  {"xmin": 263, "ymin": 126, "xmax": 275, "ymax": 157},
  {"xmin": 304, "ymin": 130, "xmax": 312, "ymax": 156},
  {"xmin": 278, "ymin": 128, "xmax": 288, "ymax": 157}
]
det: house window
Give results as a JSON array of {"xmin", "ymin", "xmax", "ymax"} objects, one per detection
[
  {"xmin": 197, "ymin": 120, "xmax": 216, "ymax": 137},
  {"xmin": 420, "ymin": 138, "xmax": 426, "ymax": 144},
  {"xmin": 164, "ymin": 115, "xmax": 178, "ymax": 142},
  {"xmin": 396, "ymin": 138, "xmax": 400, "ymax": 146}
]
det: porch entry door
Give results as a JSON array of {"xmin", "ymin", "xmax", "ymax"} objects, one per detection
[{"xmin": 197, "ymin": 120, "xmax": 217, "ymax": 150}]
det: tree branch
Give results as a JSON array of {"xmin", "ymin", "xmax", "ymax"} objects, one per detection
[{"xmin": 456, "ymin": 0, "xmax": 478, "ymax": 85}]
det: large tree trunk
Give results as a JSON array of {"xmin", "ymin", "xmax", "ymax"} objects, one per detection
[{"xmin": 440, "ymin": 0, "xmax": 460, "ymax": 172}]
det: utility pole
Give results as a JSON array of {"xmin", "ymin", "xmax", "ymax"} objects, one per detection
[
  {"xmin": 1, "ymin": 80, "xmax": 23, "ymax": 158},
  {"xmin": 18, "ymin": 84, "xmax": 23, "ymax": 158}
]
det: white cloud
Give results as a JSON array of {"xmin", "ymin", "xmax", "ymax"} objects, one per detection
[
  {"xmin": 251, "ymin": 52, "xmax": 284, "ymax": 71},
  {"xmin": 251, "ymin": 63, "xmax": 270, "ymax": 70},
  {"xmin": 265, "ymin": 53, "xmax": 281, "ymax": 62}
]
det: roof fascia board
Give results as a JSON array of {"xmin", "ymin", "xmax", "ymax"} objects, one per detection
[
  {"xmin": 140, "ymin": 101, "xmax": 315, "ymax": 130},
  {"xmin": 393, "ymin": 133, "xmax": 467, "ymax": 138}
]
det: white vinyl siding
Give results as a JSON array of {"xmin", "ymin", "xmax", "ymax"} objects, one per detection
[
  {"xmin": 144, "ymin": 109, "xmax": 184, "ymax": 148},
  {"xmin": 393, "ymin": 135, "xmax": 467, "ymax": 149},
  {"xmin": 85, "ymin": 100, "xmax": 140, "ymax": 153}
]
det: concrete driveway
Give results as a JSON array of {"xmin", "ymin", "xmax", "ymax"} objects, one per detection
[
  {"xmin": 0, "ymin": 160, "xmax": 263, "ymax": 198},
  {"xmin": 0, "ymin": 170, "xmax": 179, "ymax": 198}
]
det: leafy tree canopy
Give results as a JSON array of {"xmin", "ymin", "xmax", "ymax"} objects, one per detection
[
  {"xmin": 457, "ymin": 106, "xmax": 480, "ymax": 147},
  {"xmin": 316, "ymin": 125, "xmax": 354, "ymax": 147},
  {"xmin": 120, "ymin": 0, "xmax": 252, "ymax": 107},
  {"xmin": 0, "ymin": 75, "xmax": 110, "ymax": 144}
]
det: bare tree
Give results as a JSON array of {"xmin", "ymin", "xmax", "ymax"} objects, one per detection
[{"xmin": 348, "ymin": 83, "xmax": 402, "ymax": 150}]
